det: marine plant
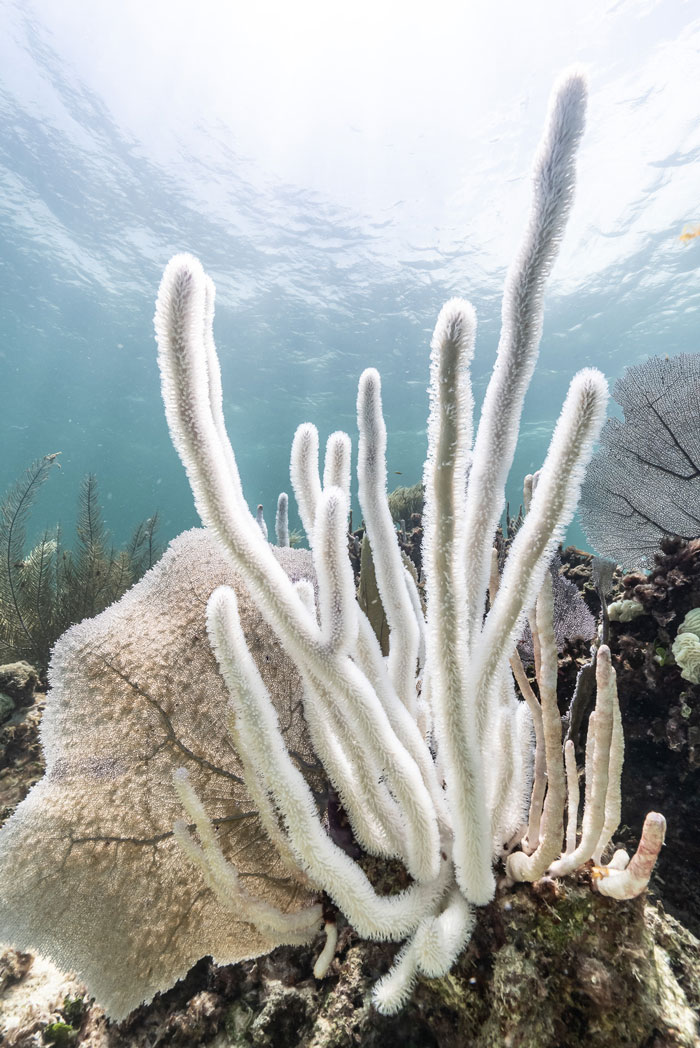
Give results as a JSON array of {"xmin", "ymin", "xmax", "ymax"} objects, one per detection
[
  {"xmin": 0, "ymin": 455, "xmax": 160, "ymax": 676},
  {"xmin": 580, "ymin": 353, "xmax": 700, "ymax": 569},
  {"xmin": 0, "ymin": 69, "xmax": 665, "ymax": 1019}
]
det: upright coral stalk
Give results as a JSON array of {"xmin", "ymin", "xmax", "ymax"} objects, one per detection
[
  {"xmin": 505, "ymin": 578, "xmax": 565, "ymax": 883},
  {"xmin": 150, "ymin": 65, "xmax": 655, "ymax": 1013},
  {"xmin": 291, "ymin": 423, "xmax": 323, "ymax": 544},
  {"xmin": 0, "ymin": 66, "xmax": 667, "ymax": 1024},
  {"xmin": 152, "ymin": 66, "xmax": 619, "ymax": 998},
  {"xmin": 549, "ymin": 646, "xmax": 616, "ymax": 879},
  {"xmin": 275, "ymin": 492, "xmax": 289, "ymax": 546},
  {"xmin": 357, "ymin": 369, "xmax": 422, "ymax": 716},
  {"xmin": 593, "ymin": 813, "xmax": 666, "ymax": 899},
  {"xmin": 422, "ymin": 299, "xmax": 494, "ymax": 905},
  {"xmin": 462, "ymin": 69, "xmax": 588, "ymax": 653}
]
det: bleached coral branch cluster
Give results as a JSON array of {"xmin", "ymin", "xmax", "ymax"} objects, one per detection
[
  {"xmin": 152, "ymin": 68, "xmax": 664, "ymax": 1012},
  {"xmin": 0, "ymin": 68, "xmax": 667, "ymax": 1021}
]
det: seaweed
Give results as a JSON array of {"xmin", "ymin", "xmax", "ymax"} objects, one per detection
[{"xmin": 0, "ymin": 456, "xmax": 161, "ymax": 680}]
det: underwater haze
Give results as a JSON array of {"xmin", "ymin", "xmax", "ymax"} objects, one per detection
[{"xmin": 1, "ymin": 0, "xmax": 700, "ymax": 551}]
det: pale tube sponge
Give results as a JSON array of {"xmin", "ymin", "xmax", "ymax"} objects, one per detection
[
  {"xmin": 275, "ymin": 493, "xmax": 289, "ymax": 547},
  {"xmin": 155, "ymin": 254, "xmax": 442, "ymax": 887},
  {"xmin": 297, "ymin": 668, "xmax": 407, "ymax": 862},
  {"xmin": 593, "ymin": 812, "xmax": 666, "ymax": 900},
  {"xmin": 291, "ymin": 422, "xmax": 323, "ymax": 545},
  {"xmin": 505, "ymin": 578, "xmax": 565, "ymax": 883},
  {"xmin": 255, "ymin": 505, "xmax": 268, "ymax": 540},
  {"xmin": 351, "ymin": 610, "xmax": 450, "ymax": 829},
  {"xmin": 312, "ymin": 423, "xmax": 429, "ymax": 842},
  {"xmin": 323, "ymin": 431, "xmax": 352, "ymax": 498},
  {"xmin": 372, "ymin": 887, "xmax": 475, "ymax": 1015},
  {"xmin": 206, "ymin": 584, "xmax": 446, "ymax": 940},
  {"xmin": 462, "ymin": 68, "xmax": 588, "ymax": 652},
  {"xmin": 201, "ymin": 271, "xmax": 247, "ymax": 505},
  {"xmin": 313, "ymin": 922, "xmax": 338, "ymax": 979},
  {"xmin": 302, "ymin": 489, "xmax": 411, "ymax": 861},
  {"xmin": 291, "ymin": 422, "xmax": 407, "ymax": 849},
  {"xmin": 592, "ymin": 664, "xmax": 624, "ymax": 865},
  {"xmin": 509, "ymin": 653, "xmax": 546, "ymax": 851},
  {"xmin": 148, "ymin": 66, "xmax": 657, "ymax": 1016},
  {"xmin": 548, "ymin": 646, "xmax": 616, "ymax": 878},
  {"xmin": 0, "ymin": 65, "xmax": 670, "ymax": 1025},
  {"xmin": 473, "ymin": 368, "xmax": 608, "ymax": 743},
  {"xmin": 421, "ymin": 299, "xmax": 495, "ymax": 905},
  {"xmin": 357, "ymin": 369, "xmax": 422, "ymax": 716},
  {"xmin": 564, "ymin": 740, "xmax": 580, "ymax": 855},
  {"xmin": 313, "ymin": 487, "xmax": 358, "ymax": 656}
]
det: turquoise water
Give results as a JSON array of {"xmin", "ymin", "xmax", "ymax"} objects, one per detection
[{"xmin": 2, "ymin": 1, "xmax": 700, "ymax": 552}]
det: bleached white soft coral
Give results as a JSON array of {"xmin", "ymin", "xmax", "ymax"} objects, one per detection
[
  {"xmin": 0, "ymin": 67, "xmax": 664, "ymax": 1020},
  {"xmin": 152, "ymin": 67, "xmax": 623, "ymax": 1013}
]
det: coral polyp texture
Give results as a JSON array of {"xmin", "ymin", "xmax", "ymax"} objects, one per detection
[{"xmin": 0, "ymin": 68, "xmax": 665, "ymax": 1019}]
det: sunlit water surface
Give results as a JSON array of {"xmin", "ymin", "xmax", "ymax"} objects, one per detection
[{"xmin": 1, "ymin": 1, "xmax": 699, "ymax": 557}]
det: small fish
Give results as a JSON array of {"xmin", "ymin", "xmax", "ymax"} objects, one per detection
[
  {"xmin": 394, "ymin": 471, "xmax": 403, "ymax": 475},
  {"xmin": 679, "ymin": 222, "xmax": 700, "ymax": 243}
]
